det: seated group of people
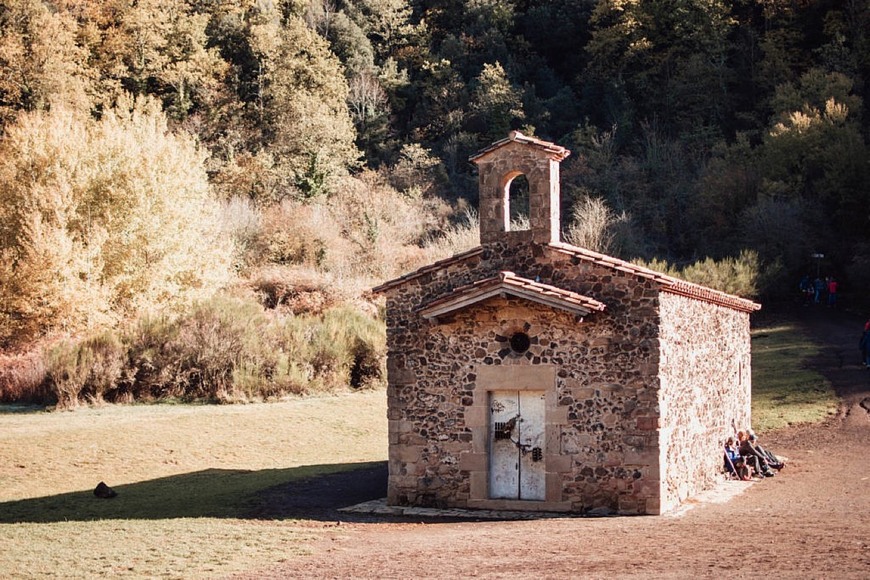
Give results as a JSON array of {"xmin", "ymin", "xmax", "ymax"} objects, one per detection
[{"xmin": 724, "ymin": 430, "xmax": 785, "ymax": 480}]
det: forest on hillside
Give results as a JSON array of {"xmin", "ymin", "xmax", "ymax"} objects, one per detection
[{"xmin": 0, "ymin": 0, "xmax": 868, "ymax": 404}]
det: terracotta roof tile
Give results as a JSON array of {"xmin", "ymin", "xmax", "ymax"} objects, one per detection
[
  {"xmin": 371, "ymin": 246, "xmax": 484, "ymax": 294},
  {"xmin": 469, "ymin": 131, "xmax": 570, "ymax": 163},
  {"xmin": 418, "ymin": 271, "xmax": 606, "ymax": 321},
  {"xmin": 547, "ymin": 242, "xmax": 761, "ymax": 313}
]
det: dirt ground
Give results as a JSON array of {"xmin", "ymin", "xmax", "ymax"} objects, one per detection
[{"xmin": 236, "ymin": 306, "xmax": 870, "ymax": 579}]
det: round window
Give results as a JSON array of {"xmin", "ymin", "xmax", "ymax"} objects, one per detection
[{"xmin": 509, "ymin": 332, "xmax": 531, "ymax": 354}]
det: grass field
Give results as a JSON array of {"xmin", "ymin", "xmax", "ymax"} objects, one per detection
[
  {"xmin": 751, "ymin": 322, "xmax": 839, "ymax": 432},
  {"xmin": 0, "ymin": 322, "xmax": 838, "ymax": 578},
  {"xmin": 0, "ymin": 391, "xmax": 387, "ymax": 578}
]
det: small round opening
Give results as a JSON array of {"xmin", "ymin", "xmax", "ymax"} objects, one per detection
[{"xmin": 509, "ymin": 332, "xmax": 531, "ymax": 354}]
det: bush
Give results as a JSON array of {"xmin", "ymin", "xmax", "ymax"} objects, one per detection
[
  {"xmin": 31, "ymin": 294, "xmax": 387, "ymax": 406},
  {"xmin": 45, "ymin": 332, "xmax": 125, "ymax": 407},
  {"xmin": 0, "ymin": 98, "xmax": 234, "ymax": 349},
  {"xmin": 249, "ymin": 266, "xmax": 339, "ymax": 315},
  {"xmin": 422, "ymin": 206, "xmax": 480, "ymax": 261},
  {"xmin": 634, "ymin": 250, "xmax": 764, "ymax": 299},
  {"xmin": 269, "ymin": 304, "xmax": 386, "ymax": 393},
  {"xmin": 124, "ymin": 297, "xmax": 268, "ymax": 403},
  {"xmin": 564, "ymin": 193, "xmax": 630, "ymax": 255},
  {"xmin": 0, "ymin": 351, "xmax": 49, "ymax": 403}
]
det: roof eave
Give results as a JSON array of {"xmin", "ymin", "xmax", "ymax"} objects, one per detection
[{"xmin": 417, "ymin": 272, "xmax": 606, "ymax": 322}]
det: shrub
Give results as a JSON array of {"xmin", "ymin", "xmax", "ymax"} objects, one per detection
[
  {"xmin": 564, "ymin": 193, "xmax": 631, "ymax": 255},
  {"xmin": 634, "ymin": 250, "xmax": 764, "ymax": 299},
  {"xmin": 386, "ymin": 143, "xmax": 445, "ymax": 198},
  {"xmin": 422, "ymin": 206, "xmax": 480, "ymax": 261},
  {"xmin": 134, "ymin": 297, "xmax": 268, "ymax": 402},
  {"xmin": 219, "ymin": 196, "xmax": 262, "ymax": 270},
  {"xmin": 270, "ymin": 305, "xmax": 386, "ymax": 393},
  {"xmin": 248, "ymin": 266, "xmax": 339, "ymax": 315},
  {"xmin": 120, "ymin": 313, "xmax": 183, "ymax": 401},
  {"xmin": 44, "ymin": 332, "xmax": 125, "ymax": 407},
  {"xmin": 254, "ymin": 200, "xmax": 340, "ymax": 269},
  {"xmin": 322, "ymin": 305, "xmax": 385, "ymax": 390},
  {"xmin": 0, "ymin": 351, "xmax": 49, "ymax": 403},
  {"xmin": 29, "ymin": 291, "xmax": 387, "ymax": 406}
]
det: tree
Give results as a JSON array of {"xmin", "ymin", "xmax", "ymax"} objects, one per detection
[
  {"xmin": 692, "ymin": 133, "xmax": 762, "ymax": 256},
  {"xmin": 0, "ymin": 0, "xmax": 95, "ymax": 128},
  {"xmin": 96, "ymin": 0, "xmax": 229, "ymax": 119},
  {"xmin": 762, "ymin": 70, "xmax": 869, "ymax": 240},
  {"xmin": 348, "ymin": 68, "xmax": 391, "ymax": 160},
  {"xmin": 248, "ymin": 12, "xmax": 359, "ymax": 200},
  {"xmin": 0, "ymin": 97, "xmax": 234, "ymax": 347},
  {"xmin": 586, "ymin": 0, "xmax": 736, "ymax": 145},
  {"xmin": 344, "ymin": 0, "xmax": 415, "ymax": 62},
  {"xmin": 469, "ymin": 61, "xmax": 524, "ymax": 142}
]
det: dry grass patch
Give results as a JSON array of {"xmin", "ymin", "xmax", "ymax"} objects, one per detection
[
  {"xmin": 1, "ymin": 519, "xmax": 317, "ymax": 578},
  {"xmin": 0, "ymin": 390, "xmax": 386, "ymax": 578}
]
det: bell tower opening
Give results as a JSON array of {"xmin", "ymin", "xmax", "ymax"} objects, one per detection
[{"xmin": 506, "ymin": 174, "xmax": 530, "ymax": 231}]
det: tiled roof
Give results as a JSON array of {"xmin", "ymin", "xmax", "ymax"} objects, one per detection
[
  {"xmin": 371, "ymin": 246, "xmax": 484, "ymax": 294},
  {"xmin": 469, "ymin": 131, "xmax": 570, "ymax": 163},
  {"xmin": 548, "ymin": 242, "xmax": 762, "ymax": 313},
  {"xmin": 371, "ymin": 242, "xmax": 761, "ymax": 314},
  {"xmin": 417, "ymin": 271, "xmax": 606, "ymax": 321}
]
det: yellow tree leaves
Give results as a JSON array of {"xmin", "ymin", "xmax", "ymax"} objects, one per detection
[{"xmin": 0, "ymin": 98, "xmax": 233, "ymax": 347}]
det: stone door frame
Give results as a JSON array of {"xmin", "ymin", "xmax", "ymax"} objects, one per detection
[{"xmin": 461, "ymin": 364, "xmax": 573, "ymax": 511}]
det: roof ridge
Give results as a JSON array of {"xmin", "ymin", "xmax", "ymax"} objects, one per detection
[
  {"xmin": 469, "ymin": 131, "xmax": 570, "ymax": 163},
  {"xmin": 547, "ymin": 242, "xmax": 761, "ymax": 313},
  {"xmin": 417, "ymin": 270, "xmax": 606, "ymax": 320}
]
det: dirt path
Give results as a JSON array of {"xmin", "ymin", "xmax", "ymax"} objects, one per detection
[{"xmin": 238, "ymin": 307, "xmax": 870, "ymax": 579}]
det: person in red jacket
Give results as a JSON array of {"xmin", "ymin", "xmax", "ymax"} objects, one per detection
[{"xmin": 827, "ymin": 277, "xmax": 838, "ymax": 307}]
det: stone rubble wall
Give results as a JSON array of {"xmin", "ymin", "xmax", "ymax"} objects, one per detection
[
  {"xmin": 657, "ymin": 292, "xmax": 752, "ymax": 512},
  {"xmin": 385, "ymin": 241, "xmax": 675, "ymax": 514}
]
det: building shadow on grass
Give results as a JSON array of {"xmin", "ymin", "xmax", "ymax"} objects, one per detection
[{"xmin": 0, "ymin": 461, "xmax": 387, "ymax": 524}]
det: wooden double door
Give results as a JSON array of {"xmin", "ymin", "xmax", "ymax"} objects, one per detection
[{"xmin": 489, "ymin": 390, "xmax": 546, "ymax": 501}]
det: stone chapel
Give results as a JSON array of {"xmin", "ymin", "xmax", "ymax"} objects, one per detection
[{"xmin": 373, "ymin": 131, "xmax": 761, "ymax": 515}]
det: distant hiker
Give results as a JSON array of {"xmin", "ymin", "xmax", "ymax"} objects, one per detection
[
  {"xmin": 813, "ymin": 277, "xmax": 825, "ymax": 304},
  {"xmin": 799, "ymin": 274, "xmax": 812, "ymax": 304},
  {"xmin": 859, "ymin": 322, "xmax": 870, "ymax": 368},
  {"xmin": 827, "ymin": 277, "xmax": 838, "ymax": 307}
]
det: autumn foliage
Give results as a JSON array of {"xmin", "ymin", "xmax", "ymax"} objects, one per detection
[{"xmin": 0, "ymin": 0, "xmax": 868, "ymax": 404}]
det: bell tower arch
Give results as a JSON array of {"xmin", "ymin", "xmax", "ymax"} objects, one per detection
[{"xmin": 470, "ymin": 131, "xmax": 570, "ymax": 245}]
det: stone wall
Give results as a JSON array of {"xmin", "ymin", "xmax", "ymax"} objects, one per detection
[
  {"xmin": 384, "ymin": 240, "xmax": 668, "ymax": 514},
  {"xmin": 657, "ymin": 292, "xmax": 752, "ymax": 511}
]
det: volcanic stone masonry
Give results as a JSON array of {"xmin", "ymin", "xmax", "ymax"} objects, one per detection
[{"xmin": 374, "ymin": 132, "xmax": 759, "ymax": 515}]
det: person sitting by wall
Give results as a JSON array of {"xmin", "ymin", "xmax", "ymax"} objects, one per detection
[
  {"xmin": 738, "ymin": 430, "xmax": 775, "ymax": 477},
  {"xmin": 747, "ymin": 431, "xmax": 785, "ymax": 470},
  {"xmin": 724, "ymin": 437, "xmax": 751, "ymax": 480}
]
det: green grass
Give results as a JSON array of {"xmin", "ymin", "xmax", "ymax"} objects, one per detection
[
  {"xmin": 751, "ymin": 323, "xmax": 839, "ymax": 432},
  {"xmin": 0, "ymin": 391, "xmax": 386, "ymax": 578}
]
